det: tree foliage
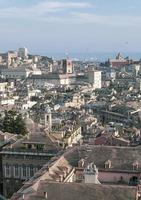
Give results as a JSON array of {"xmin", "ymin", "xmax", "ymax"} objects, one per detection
[{"xmin": 2, "ymin": 110, "xmax": 28, "ymax": 135}]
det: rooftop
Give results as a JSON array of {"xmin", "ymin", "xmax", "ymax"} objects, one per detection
[
  {"xmin": 62, "ymin": 145, "xmax": 141, "ymax": 172},
  {"xmin": 1, "ymin": 129, "xmax": 59, "ymax": 156},
  {"xmin": 11, "ymin": 181, "xmax": 137, "ymax": 200}
]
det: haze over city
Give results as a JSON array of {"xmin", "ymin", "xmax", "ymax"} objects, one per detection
[
  {"xmin": 1, "ymin": 1, "xmax": 141, "ymax": 200},
  {"xmin": 0, "ymin": 0, "xmax": 141, "ymax": 54}
]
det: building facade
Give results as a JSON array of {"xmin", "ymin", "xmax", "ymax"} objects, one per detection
[
  {"xmin": 18, "ymin": 48, "xmax": 28, "ymax": 59},
  {"xmin": 88, "ymin": 70, "xmax": 102, "ymax": 89}
]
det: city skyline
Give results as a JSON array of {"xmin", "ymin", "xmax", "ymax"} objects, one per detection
[
  {"xmin": 0, "ymin": 2, "xmax": 141, "ymax": 198},
  {"xmin": 0, "ymin": 0, "xmax": 141, "ymax": 53}
]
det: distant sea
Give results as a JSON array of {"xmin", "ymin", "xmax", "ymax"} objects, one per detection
[{"xmin": 36, "ymin": 52, "xmax": 141, "ymax": 62}]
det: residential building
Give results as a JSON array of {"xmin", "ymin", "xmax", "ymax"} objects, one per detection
[
  {"xmin": 88, "ymin": 70, "xmax": 102, "ymax": 89},
  {"xmin": 18, "ymin": 48, "xmax": 28, "ymax": 59},
  {"xmin": 108, "ymin": 53, "xmax": 131, "ymax": 68},
  {"xmin": 11, "ymin": 145, "xmax": 141, "ymax": 200},
  {"xmin": 0, "ymin": 126, "xmax": 59, "ymax": 198},
  {"xmin": 1, "ymin": 67, "xmax": 30, "ymax": 79}
]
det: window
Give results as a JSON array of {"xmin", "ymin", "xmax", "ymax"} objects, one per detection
[
  {"xmin": 37, "ymin": 165, "xmax": 41, "ymax": 171},
  {"xmin": 34, "ymin": 167, "xmax": 39, "ymax": 173},
  {"xmin": 14, "ymin": 164, "xmax": 19, "ymax": 178},
  {"xmin": 44, "ymin": 192, "xmax": 48, "ymax": 199},
  {"xmin": 26, "ymin": 166, "xmax": 30, "ymax": 179},
  {"xmin": 28, "ymin": 144, "xmax": 32, "ymax": 149},
  {"xmin": 5, "ymin": 164, "xmax": 11, "ymax": 178},
  {"xmin": 37, "ymin": 144, "xmax": 44, "ymax": 150},
  {"xmin": 30, "ymin": 165, "xmax": 34, "ymax": 177},
  {"xmin": 21, "ymin": 164, "xmax": 26, "ymax": 179}
]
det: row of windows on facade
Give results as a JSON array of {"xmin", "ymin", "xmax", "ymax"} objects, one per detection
[
  {"xmin": 5, "ymin": 75, "xmax": 25, "ymax": 78},
  {"xmin": 3, "ymin": 164, "xmax": 41, "ymax": 179},
  {"xmin": 3, "ymin": 154, "xmax": 50, "ymax": 160}
]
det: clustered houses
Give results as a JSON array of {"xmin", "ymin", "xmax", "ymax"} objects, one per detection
[
  {"xmin": 11, "ymin": 145, "xmax": 141, "ymax": 200},
  {"xmin": 0, "ymin": 124, "xmax": 59, "ymax": 198},
  {"xmin": 0, "ymin": 51, "xmax": 141, "ymax": 199}
]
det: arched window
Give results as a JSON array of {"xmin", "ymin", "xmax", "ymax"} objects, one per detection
[{"xmin": 46, "ymin": 115, "xmax": 49, "ymax": 122}]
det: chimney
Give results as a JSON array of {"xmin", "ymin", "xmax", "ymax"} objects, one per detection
[{"xmin": 84, "ymin": 162, "xmax": 101, "ymax": 184}]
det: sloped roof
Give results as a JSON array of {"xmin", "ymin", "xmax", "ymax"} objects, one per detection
[
  {"xmin": 30, "ymin": 182, "xmax": 137, "ymax": 200},
  {"xmin": 63, "ymin": 145, "xmax": 141, "ymax": 172}
]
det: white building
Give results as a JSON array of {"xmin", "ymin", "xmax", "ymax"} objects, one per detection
[
  {"xmin": 88, "ymin": 70, "xmax": 102, "ymax": 89},
  {"xmin": 0, "ymin": 82, "xmax": 8, "ymax": 92},
  {"xmin": 0, "ymin": 98, "xmax": 15, "ymax": 105},
  {"xmin": 32, "ymin": 67, "xmax": 42, "ymax": 75},
  {"xmin": 28, "ymin": 74, "xmax": 76, "ymax": 88},
  {"xmin": 18, "ymin": 47, "xmax": 28, "ymax": 59},
  {"xmin": 16, "ymin": 100, "xmax": 37, "ymax": 111},
  {"xmin": 1, "ymin": 67, "xmax": 30, "ymax": 79}
]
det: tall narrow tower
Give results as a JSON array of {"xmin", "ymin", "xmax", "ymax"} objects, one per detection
[
  {"xmin": 62, "ymin": 59, "xmax": 73, "ymax": 74},
  {"xmin": 45, "ymin": 105, "xmax": 52, "ymax": 132}
]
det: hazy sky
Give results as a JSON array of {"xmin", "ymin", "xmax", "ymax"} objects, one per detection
[{"xmin": 0, "ymin": 0, "xmax": 141, "ymax": 54}]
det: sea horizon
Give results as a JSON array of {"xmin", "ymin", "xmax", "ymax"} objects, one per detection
[{"xmin": 31, "ymin": 52, "xmax": 141, "ymax": 62}]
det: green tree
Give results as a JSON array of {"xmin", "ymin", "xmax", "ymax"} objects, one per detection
[
  {"xmin": 3, "ymin": 110, "xmax": 15, "ymax": 133},
  {"xmin": 2, "ymin": 110, "xmax": 28, "ymax": 135},
  {"xmin": 14, "ymin": 114, "xmax": 28, "ymax": 135}
]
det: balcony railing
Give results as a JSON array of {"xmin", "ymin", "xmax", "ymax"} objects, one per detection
[{"xmin": 1, "ymin": 148, "xmax": 58, "ymax": 156}]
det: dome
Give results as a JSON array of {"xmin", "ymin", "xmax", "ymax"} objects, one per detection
[
  {"xmin": 25, "ymin": 117, "xmax": 35, "ymax": 130},
  {"xmin": 25, "ymin": 117, "xmax": 34, "ymax": 126}
]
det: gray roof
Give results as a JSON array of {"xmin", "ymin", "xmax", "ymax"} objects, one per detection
[
  {"xmin": 63, "ymin": 145, "xmax": 141, "ymax": 172},
  {"xmin": 30, "ymin": 182, "xmax": 137, "ymax": 200},
  {"xmin": 29, "ymin": 74, "xmax": 60, "ymax": 80}
]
